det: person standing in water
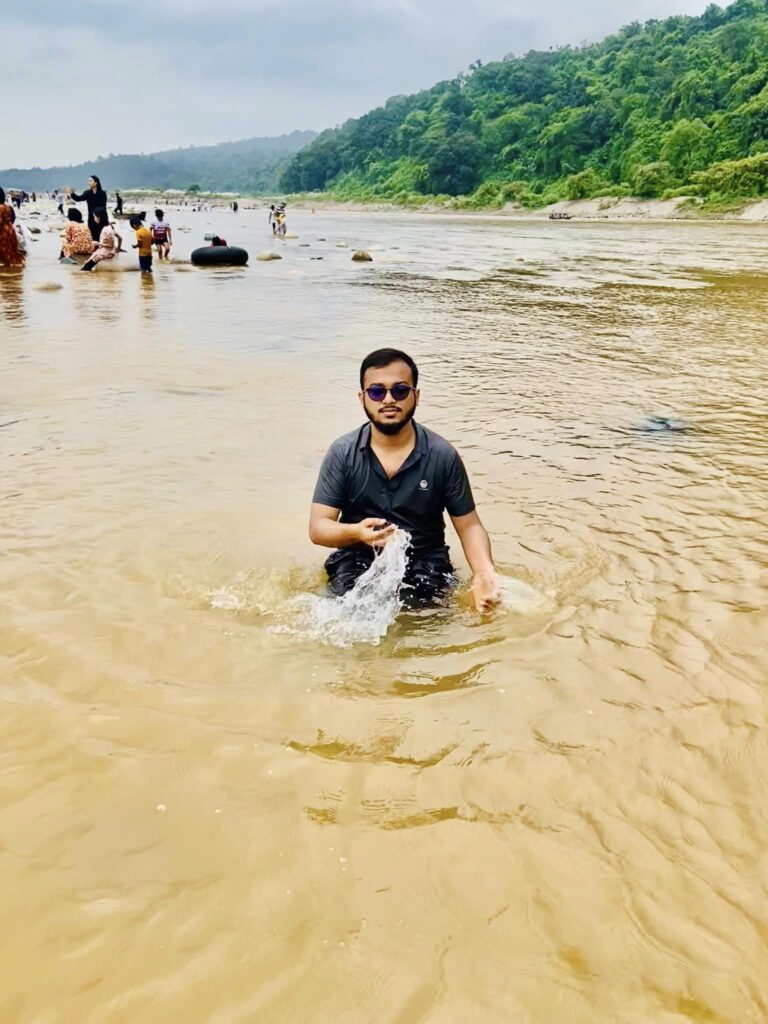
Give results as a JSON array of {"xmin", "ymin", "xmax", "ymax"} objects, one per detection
[
  {"xmin": 114, "ymin": 192, "xmax": 124, "ymax": 216},
  {"xmin": 275, "ymin": 203, "xmax": 287, "ymax": 236},
  {"xmin": 129, "ymin": 215, "xmax": 153, "ymax": 273},
  {"xmin": 150, "ymin": 209, "xmax": 172, "ymax": 260},
  {"xmin": 0, "ymin": 188, "xmax": 25, "ymax": 267},
  {"xmin": 67, "ymin": 174, "xmax": 108, "ymax": 241},
  {"xmin": 309, "ymin": 348, "xmax": 501, "ymax": 612},
  {"xmin": 80, "ymin": 208, "xmax": 121, "ymax": 271}
]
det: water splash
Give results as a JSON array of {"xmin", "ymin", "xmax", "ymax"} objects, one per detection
[
  {"xmin": 206, "ymin": 536, "xmax": 554, "ymax": 649},
  {"xmin": 273, "ymin": 530, "xmax": 411, "ymax": 647}
]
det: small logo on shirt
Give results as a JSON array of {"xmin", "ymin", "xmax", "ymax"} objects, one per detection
[{"xmin": 419, "ymin": 479, "xmax": 429, "ymax": 490}]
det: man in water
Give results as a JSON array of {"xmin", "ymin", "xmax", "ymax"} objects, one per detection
[{"xmin": 309, "ymin": 348, "xmax": 500, "ymax": 612}]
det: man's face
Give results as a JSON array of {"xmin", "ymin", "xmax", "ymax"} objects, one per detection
[{"xmin": 359, "ymin": 359, "xmax": 420, "ymax": 436}]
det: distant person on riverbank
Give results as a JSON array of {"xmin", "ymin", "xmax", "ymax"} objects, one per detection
[
  {"xmin": 150, "ymin": 209, "xmax": 172, "ymax": 259},
  {"xmin": 0, "ymin": 188, "xmax": 25, "ymax": 267},
  {"xmin": 59, "ymin": 208, "xmax": 95, "ymax": 262},
  {"xmin": 309, "ymin": 348, "xmax": 501, "ymax": 612},
  {"xmin": 269, "ymin": 204, "xmax": 277, "ymax": 234},
  {"xmin": 114, "ymin": 192, "xmax": 124, "ymax": 216},
  {"xmin": 68, "ymin": 175, "xmax": 108, "ymax": 241},
  {"xmin": 130, "ymin": 215, "xmax": 153, "ymax": 273},
  {"xmin": 55, "ymin": 190, "xmax": 66, "ymax": 215},
  {"xmin": 80, "ymin": 208, "xmax": 121, "ymax": 272}
]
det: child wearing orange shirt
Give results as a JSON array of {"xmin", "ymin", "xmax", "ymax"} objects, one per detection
[{"xmin": 129, "ymin": 215, "xmax": 153, "ymax": 273}]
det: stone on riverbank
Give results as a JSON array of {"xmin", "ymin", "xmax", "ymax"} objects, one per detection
[{"xmin": 257, "ymin": 251, "xmax": 282, "ymax": 261}]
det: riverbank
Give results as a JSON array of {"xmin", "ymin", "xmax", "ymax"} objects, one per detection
[
  {"xmin": 79, "ymin": 188, "xmax": 768, "ymax": 225},
  {"xmin": 286, "ymin": 194, "xmax": 768, "ymax": 223}
]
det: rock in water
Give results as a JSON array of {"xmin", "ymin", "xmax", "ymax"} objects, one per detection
[
  {"xmin": 34, "ymin": 281, "xmax": 63, "ymax": 292},
  {"xmin": 28, "ymin": 226, "xmax": 42, "ymax": 235},
  {"xmin": 257, "ymin": 251, "xmax": 282, "ymax": 261},
  {"xmin": 351, "ymin": 250, "xmax": 373, "ymax": 262},
  {"xmin": 335, "ymin": 241, "xmax": 348, "ymax": 248}
]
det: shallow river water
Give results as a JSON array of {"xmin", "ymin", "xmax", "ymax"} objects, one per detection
[{"xmin": 2, "ymin": 208, "xmax": 768, "ymax": 1023}]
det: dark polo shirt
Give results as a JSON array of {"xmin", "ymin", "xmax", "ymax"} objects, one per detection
[{"xmin": 312, "ymin": 421, "xmax": 475, "ymax": 558}]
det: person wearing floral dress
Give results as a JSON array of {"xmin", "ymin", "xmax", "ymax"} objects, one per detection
[
  {"xmin": 60, "ymin": 208, "xmax": 95, "ymax": 261},
  {"xmin": 0, "ymin": 188, "xmax": 25, "ymax": 267}
]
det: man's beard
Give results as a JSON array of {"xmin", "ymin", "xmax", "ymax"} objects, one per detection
[{"xmin": 364, "ymin": 404, "xmax": 415, "ymax": 436}]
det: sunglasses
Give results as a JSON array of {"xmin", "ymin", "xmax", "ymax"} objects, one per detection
[{"xmin": 364, "ymin": 383, "xmax": 416, "ymax": 402}]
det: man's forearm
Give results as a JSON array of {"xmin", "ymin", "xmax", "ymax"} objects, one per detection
[
  {"xmin": 459, "ymin": 522, "xmax": 495, "ymax": 576},
  {"xmin": 310, "ymin": 518, "xmax": 361, "ymax": 548}
]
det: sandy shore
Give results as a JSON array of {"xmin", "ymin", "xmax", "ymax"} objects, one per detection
[
  {"xmin": 288, "ymin": 195, "xmax": 768, "ymax": 224},
  {"xmin": 19, "ymin": 192, "xmax": 768, "ymax": 227}
]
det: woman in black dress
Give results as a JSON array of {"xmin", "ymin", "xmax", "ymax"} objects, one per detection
[{"xmin": 67, "ymin": 175, "xmax": 108, "ymax": 241}]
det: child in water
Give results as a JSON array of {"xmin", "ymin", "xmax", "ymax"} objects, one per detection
[
  {"xmin": 150, "ymin": 208, "xmax": 172, "ymax": 260},
  {"xmin": 129, "ymin": 215, "xmax": 153, "ymax": 273}
]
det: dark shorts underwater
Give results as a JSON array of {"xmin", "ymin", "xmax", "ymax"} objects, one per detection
[{"xmin": 324, "ymin": 547, "xmax": 456, "ymax": 608}]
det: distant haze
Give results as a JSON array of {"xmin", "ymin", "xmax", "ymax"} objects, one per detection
[
  {"xmin": 2, "ymin": 0, "xmax": 713, "ymax": 167},
  {"xmin": 0, "ymin": 132, "xmax": 316, "ymax": 193}
]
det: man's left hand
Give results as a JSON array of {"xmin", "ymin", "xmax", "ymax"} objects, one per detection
[{"xmin": 471, "ymin": 571, "xmax": 501, "ymax": 614}]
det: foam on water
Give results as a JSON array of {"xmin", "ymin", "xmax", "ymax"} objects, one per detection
[
  {"xmin": 206, "ymin": 537, "xmax": 553, "ymax": 649},
  {"xmin": 497, "ymin": 576, "xmax": 552, "ymax": 613},
  {"xmin": 272, "ymin": 529, "xmax": 411, "ymax": 647}
]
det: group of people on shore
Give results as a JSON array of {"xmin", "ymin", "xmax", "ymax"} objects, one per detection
[{"xmin": 7, "ymin": 189, "xmax": 37, "ymax": 208}]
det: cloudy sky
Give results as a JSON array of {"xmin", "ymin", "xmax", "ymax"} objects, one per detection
[{"xmin": 2, "ymin": 0, "xmax": 713, "ymax": 167}]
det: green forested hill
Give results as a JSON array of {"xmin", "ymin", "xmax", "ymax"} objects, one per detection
[
  {"xmin": 281, "ymin": 0, "xmax": 768, "ymax": 206},
  {"xmin": 1, "ymin": 131, "xmax": 316, "ymax": 194}
]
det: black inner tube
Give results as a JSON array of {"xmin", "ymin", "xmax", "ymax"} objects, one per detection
[{"xmin": 191, "ymin": 245, "xmax": 249, "ymax": 267}]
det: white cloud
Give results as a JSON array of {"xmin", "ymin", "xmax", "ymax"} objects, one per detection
[{"xmin": 1, "ymin": 0, "xmax": 714, "ymax": 167}]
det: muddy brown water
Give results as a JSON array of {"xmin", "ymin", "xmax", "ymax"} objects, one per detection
[{"xmin": 2, "ymin": 208, "xmax": 767, "ymax": 1022}]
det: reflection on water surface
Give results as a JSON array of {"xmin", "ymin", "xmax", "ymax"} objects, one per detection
[{"xmin": 1, "ymin": 210, "xmax": 767, "ymax": 1022}]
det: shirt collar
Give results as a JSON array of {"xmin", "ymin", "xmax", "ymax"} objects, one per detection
[{"xmin": 357, "ymin": 421, "xmax": 428, "ymax": 453}]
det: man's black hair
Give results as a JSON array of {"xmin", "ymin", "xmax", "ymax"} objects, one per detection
[{"xmin": 360, "ymin": 348, "xmax": 418, "ymax": 388}]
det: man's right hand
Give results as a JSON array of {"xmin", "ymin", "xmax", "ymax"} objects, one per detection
[{"xmin": 355, "ymin": 518, "xmax": 396, "ymax": 548}]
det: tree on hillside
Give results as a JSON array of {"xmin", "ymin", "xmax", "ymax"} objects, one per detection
[{"xmin": 279, "ymin": 0, "xmax": 768, "ymax": 206}]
